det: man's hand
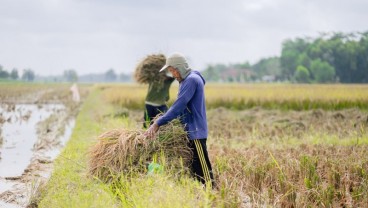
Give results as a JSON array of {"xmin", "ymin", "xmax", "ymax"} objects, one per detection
[{"xmin": 144, "ymin": 123, "xmax": 159, "ymax": 139}]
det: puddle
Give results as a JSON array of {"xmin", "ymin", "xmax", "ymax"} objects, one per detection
[
  {"xmin": 43, "ymin": 119, "xmax": 76, "ymax": 160},
  {"xmin": 0, "ymin": 104, "xmax": 65, "ymax": 177},
  {"xmin": 0, "ymin": 103, "xmax": 76, "ymax": 207},
  {"xmin": 0, "ymin": 201, "xmax": 22, "ymax": 208},
  {"xmin": 0, "ymin": 180, "xmax": 16, "ymax": 193}
]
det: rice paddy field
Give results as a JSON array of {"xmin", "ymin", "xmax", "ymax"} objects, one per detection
[{"xmin": 2, "ymin": 83, "xmax": 368, "ymax": 207}]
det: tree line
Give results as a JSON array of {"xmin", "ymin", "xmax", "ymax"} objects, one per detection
[
  {"xmin": 0, "ymin": 67, "xmax": 131, "ymax": 83},
  {"xmin": 2, "ymin": 31, "xmax": 366, "ymax": 83},
  {"xmin": 202, "ymin": 31, "xmax": 368, "ymax": 83},
  {"xmin": 0, "ymin": 66, "xmax": 35, "ymax": 81}
]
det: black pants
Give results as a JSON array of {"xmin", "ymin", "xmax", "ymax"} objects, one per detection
[
  {"xmin": 143, "ymin": 104, "xmax": 168, "ymax": 128},
  {"xmin": 188, "ymin": 139, "xmax": 214, "ymax": 188}
]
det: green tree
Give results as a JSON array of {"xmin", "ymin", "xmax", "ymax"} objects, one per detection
[
  {"xmin": 356, "ymin": 32, "xmax": 368, "ymax": 82},
  {"xmin": 202, "ymin": 65, "xmax": 219, "ymax": 81},
  {"xmin": 119, "ymin": 73, "xmax": 130, "ymax": 82},
  {"xmin": 281, "ymin": 45, "xmax": 299, "ymax": 80},
  {"xmin": 21, "ymin": 69, "xmax": 35, "ymax": 82},
  {"xmin": 310, "ymin": 59, "xmax": 335, "ymax": 83},
  {"xmin": 281, "ymin": 38, "xmax": 310, "ymax": 80},
  {"xmin": 252, "ymin": 57, "xmax": 281, "ymax": 78},
  {"xmin": 294, "ymin": 65, "xmax": 310, "ymax": 83},
  {"xmin": 280, "ymin": 31, "xmax": 368, "ymax": 83},
  {"xmin": 202, "ymin": 64, "xmax": 227, "ymax": 82},
  {"xmin": 233, "ymin": 61, "xmax": 251, "ymax": 69},
  {"xmin": 63, "ymin": 69, "xmax": 78, "ymax": 82},
  {"xmin": 10, "ymin": 68, "xmax": 19, "ymax": 80},
  {"xmin": 0, "ymin": 65, "xmax": 9, "ymax": 79},
  {"xmin": 105, "ymin": 68, "xmax": 117, "ymax": 82},
  {"xmin": 297, "ymin": 53, "xmax": 311, "ymax": 70}
]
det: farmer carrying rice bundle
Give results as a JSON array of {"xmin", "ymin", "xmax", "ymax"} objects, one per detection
[
  {"xmin": 145, "ymin": 52, "xmax": 215, "ymax": 188},
  {"xmin": 89, "ymin": 53, "xmax": 214, "ymax": 188},
  {"xmin": 134, "ymin": 54, "xmax": 175, "ymax": 128}
]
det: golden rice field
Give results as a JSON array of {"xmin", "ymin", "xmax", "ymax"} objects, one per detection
[
  {"xmin": 1, "ymin": 83, "xmax": 367, "ymax": 207},
  {"xmin": 102, "ymin": 83, "xmax": 368, "ymax": 110},
  {"xmin": 101, "ymin": 83, "xmax": 368, "ymax": 207}
]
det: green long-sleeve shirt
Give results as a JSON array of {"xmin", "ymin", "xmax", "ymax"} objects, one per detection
[{"xmin": 145, "ymin": 77, "xmax": 175, "ymax": 105}]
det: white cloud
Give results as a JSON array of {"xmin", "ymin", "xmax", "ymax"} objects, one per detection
[{"xmin": 0, "ymin": 0, "xmax": 367, "ymax": 75}]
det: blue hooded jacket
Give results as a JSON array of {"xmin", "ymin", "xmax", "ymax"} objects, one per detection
[{"xmin": 156, "ymin": 70, "xmax": 208, "ymax": 140}]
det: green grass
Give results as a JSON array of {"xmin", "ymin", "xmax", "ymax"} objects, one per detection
[
  {"xmin": 38, "ymin": 87, "xmax": 118, "ymax": 207},
  {"xmin": 38, "ymin": 86, "xmax": 218, "ymax": 208},
  {"xmin": 112, "ymin": 174, "xmax": 212, "ymax": 208}
]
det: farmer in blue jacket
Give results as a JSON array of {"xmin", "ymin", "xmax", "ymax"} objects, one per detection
[{"xmin": 144, "ymin": 52, "xmax": 214, "ymax": 187}]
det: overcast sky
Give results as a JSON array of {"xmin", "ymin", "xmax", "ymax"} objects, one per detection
[{"xmin": 0, "ymin": 0, "xmax": 367, "ymax": 76}]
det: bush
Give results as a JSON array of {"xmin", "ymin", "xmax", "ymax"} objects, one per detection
[{"xmin": 294, "ymin": 65, "xmax": 310, "ymax": 83}]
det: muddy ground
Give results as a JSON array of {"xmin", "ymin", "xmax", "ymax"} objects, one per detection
[{"xmin": 0, "ymin": 85, "xmax": 86, "ymax": 207}]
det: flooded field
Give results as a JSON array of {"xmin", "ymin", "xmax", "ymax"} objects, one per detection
[{"xmin": 0, "ymin": 84, "xmax": 86, "ymax": 207}]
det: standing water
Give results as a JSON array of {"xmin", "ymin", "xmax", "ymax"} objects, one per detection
[{"xmin": 0, "ymin": 103, "xmax": 76, "ymax": 207}]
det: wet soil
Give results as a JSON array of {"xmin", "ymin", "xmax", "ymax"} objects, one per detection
[{"xmin": 0, "ymin": 88, "xmax": 82, "ymax": 207}]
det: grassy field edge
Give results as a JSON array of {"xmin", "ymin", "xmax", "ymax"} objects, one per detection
[{"xmin": 38, "ymin": 87, "xmax": 118, "ymax": 207}]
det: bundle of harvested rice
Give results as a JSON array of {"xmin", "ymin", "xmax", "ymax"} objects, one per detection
[
  {"xmin": 134, "ymin": 54, "xmax": 167, "ymax": 84},
  {"xmin": 88, "ymin": 119, "xmax": 192, "ymax": 182}
]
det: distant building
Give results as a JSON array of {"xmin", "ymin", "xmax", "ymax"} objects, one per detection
[{"xmin": 220, "ymin": 68, "xmax": 254, "ymax": 82}]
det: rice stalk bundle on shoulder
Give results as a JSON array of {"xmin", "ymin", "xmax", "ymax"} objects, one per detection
[
  {"xmin": 134, "ymin": 54, "xmax": 167, "ymax": 84},
  {"xmin": 88, "ymin": 119, "xmax": 192, "ymax": 182}
]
